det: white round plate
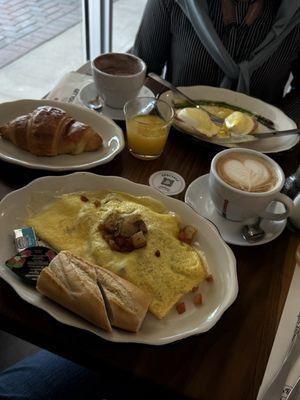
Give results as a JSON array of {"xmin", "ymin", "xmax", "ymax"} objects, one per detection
[
  {"xmin": 79, "ymin": 82, "xmax": 154, "ymax": 121},
  {"xmin": 159, "ymin": 86, "xmax": 299, "ymax": 154},
  {"xmin": 0, "ymin": 99, "xmax": 124, "ymax": 171},
  {"xmin": 185, "ymin": 174, "xmax": 287, "ymax": 246},
  {"xmin": 0, "ymin": 173, "xmax": 238, "ymax": 345}
]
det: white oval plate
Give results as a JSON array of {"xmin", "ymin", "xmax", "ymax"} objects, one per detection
[
  {"xmin": 159, "ymin": 86, "xmax": 299, "ymax": 153},
  {"xmin": 0, "ymin": 99, "xmax": 124, "ymax": 171},
  {"xmin": 0, "ymin": 173, "xmax": 238, "ymax": 345}
]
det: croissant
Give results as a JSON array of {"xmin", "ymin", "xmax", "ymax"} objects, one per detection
[{"xmin": 0, "ymin": 106, "xmax": 103, "ymax": 156}]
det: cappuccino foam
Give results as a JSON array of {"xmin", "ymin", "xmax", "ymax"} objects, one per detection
[{"xmin": 216, "ymin": 153, "xmax": 278, "ymax": 193}]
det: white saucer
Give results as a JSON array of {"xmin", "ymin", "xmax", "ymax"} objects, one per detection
[
  {"xmin": 184, "ymin": 174, "xmax": 287, "ymax": 246},
  {"xmin": 78, "ymin": 82, "xmax": 154, "ymax": 120}
]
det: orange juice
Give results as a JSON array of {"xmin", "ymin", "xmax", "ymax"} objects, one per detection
[{"xmin": 126, "ymin": 115, "xmax": 170, "ymax": 159}]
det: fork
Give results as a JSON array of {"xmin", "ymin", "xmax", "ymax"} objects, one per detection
[
  {"xmin": 260, "ymin": 313, "xmax": 300, "ymax": 400},
  {"xmin": 148, "ymin": 73, "xmax": 225, "ymax": 126}
]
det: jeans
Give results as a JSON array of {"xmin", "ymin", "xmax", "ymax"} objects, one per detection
[{"xmin": 0, "ymin": 350, "xmax": 180, "ymax": 400}]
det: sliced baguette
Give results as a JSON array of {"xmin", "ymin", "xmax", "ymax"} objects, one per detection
[
  {"xmin": 37, "ymin": 251, "xmax": 152, "ymax": 333},
  {"xmin": 96, "ymin": 266, "xmax": 152, "ymax": 332},
  {"xmin": 64, "ymin": 252, "xmax": 152, "ymax": 332},
  {"xmin": 37, "ymin": 251, "xmax": 112, "ymax": 331}
]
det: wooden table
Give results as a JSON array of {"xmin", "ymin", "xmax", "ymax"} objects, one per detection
[{"xmin": 0, "ymin": 73, "xmax": 299, "ymax": 400}]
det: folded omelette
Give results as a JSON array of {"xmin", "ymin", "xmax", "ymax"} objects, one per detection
[{"xmin": 27, "ymin": 191, "xmax": 208, "ymax": 319}]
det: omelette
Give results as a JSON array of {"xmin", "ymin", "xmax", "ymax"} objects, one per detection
[{"xmin": 27, "ymin": 191, "xmax": 208, "ymax": 319}]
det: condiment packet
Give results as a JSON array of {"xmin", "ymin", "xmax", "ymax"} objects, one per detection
[
  {"xmin": 14, "ymin": 227, "xmax": 37, "ymax": 252},
  {"xmin": 5, "ymin": 246, "xmax": 57, "ymax": 285}
]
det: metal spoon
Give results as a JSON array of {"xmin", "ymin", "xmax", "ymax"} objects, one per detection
[
  {"xmin": 87, "ymin": 95, "xmax": 103, "ymax": 112},
  {"xmin": 241, "ymin": 217, "xmax": 265, "ymax": 243}
]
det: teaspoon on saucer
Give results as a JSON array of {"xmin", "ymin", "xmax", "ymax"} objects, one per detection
[
  {"xmin": 87, "ymin": 95, "xmax": 103, "ymax": 112},
  {"xmin": 184, "ymin": 174, "xmax": 285, "ymax": 246},
  {"xmin": 241, "ymin": 217, "xmax": 265, "ymax": 243}
]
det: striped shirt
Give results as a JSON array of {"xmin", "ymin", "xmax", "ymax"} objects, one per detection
[{"xmin": 133, "ymin": 0, "xmax": 300, "ymax": 122}]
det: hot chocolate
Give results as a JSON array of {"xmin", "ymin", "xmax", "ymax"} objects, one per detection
[
  {"xmin": 216, "ymin": 152, "xmax": 278, "ymax": 193},
  {"xmin": 93, "ymin": 53, "xmax": 142, "ymax": 76},
  {"xmin": 91, "ymin": 52, "xmax": 146, "ymax": 108}
]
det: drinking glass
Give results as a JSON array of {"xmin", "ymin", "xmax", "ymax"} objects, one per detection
[{"xmin": 124, "ymin": 97, "xmax": 174, "ymax": 160}]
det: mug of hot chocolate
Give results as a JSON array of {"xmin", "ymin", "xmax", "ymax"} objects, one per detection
[
  {"xmin": 91, "ymin": 53, "xmax": 146, "ymax": 109},
  {"xmin": 209, "ymin": 148, "xmax": 294, "ymax": 222}
]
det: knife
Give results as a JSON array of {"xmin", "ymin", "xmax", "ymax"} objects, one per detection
[
  {"xmin": 286, "ymin": 376, "xmax": 300, "ymax": 400},
  {"xmin": 175, "ymin": 123, "xmax": 300, "ymax": 145},
  {"xmin": 212, "ymin": 128, "xmax": 300, "ymax": 143},
  {"xmin": 250, "ymin": 128, "xmax": 300, "ymax": 140},
  {"xmin": 260, "ymin": 314, "xmax": 300, "ymax": 400}
]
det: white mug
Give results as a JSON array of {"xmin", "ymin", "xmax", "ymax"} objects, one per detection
[
  {"xmin": 91, "ymin": 52, "xmax": 146, "ymax": 109},
  {"xmin": 209, "ymin": 148, "xmax": 294, "ymax": 222}
]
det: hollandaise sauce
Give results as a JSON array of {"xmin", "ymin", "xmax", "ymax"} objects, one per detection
[{"xmin": 126, "ymin": 115, "xmax": 170, "ymax": 159}]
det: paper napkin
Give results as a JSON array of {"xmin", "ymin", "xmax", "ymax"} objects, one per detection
[{"xmin": 46, "ymin": 71, "xmax": 92, "ymax": 105}]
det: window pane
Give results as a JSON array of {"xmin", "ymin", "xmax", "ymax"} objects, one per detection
[
  {"xmin": 0, "ymin": 0, "xmax": 85, "ymax": 102},
  {"xmin": 112, "ymin": 0, "xmax": 147, "ymax": 53}
]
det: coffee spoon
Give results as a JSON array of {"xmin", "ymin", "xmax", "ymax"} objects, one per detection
[
  {"xmin": 241, "ymin": 217, "xmax": 265, "ymax": 243},
  {"xmin": 87, "ymin": 95, "xmax": 103, "ymax": 112}
]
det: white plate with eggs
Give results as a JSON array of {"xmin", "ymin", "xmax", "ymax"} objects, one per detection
[
  {"xmin": 0, "ymin": 172, "xmax": 237, "ymax": 345},
  {"xmin": 159, "ymin": 86, "xmax": 299, "ymax": 153}
]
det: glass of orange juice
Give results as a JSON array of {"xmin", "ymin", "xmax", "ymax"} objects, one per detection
[{"xmin": 124, "ymin": 97, "xmax": 174, "ymax": 160}]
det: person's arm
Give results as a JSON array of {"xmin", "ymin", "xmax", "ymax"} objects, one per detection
[
  {"xmin": 132, "ymin": 0, "xmax": 172, "ymax": 75},
  {"xmin": 280, "ymin": 54, "xmax": 300, "ymax": 127}
]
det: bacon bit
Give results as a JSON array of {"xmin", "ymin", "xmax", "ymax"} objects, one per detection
[
  {"xmin": 176, "ymin": 302, "xmax": 186, "ymax": 315},
  {"xmin": 194, "ymin": 293, "xmax": 203, "ymax": 306},
  {"xmin": 178, "ymin": 230, "xmax": 189, "ymax": 244},
  {"xmin": 206, "ymin": 274, "xmax": 214, "ymax": 283},
  {"xmin": 192, "ymin": 286, "xmax": 199, "ymax": 292},
  {"xmin": 94, "ymin": 200, "xmax": 100, "ymax": 208},
  {"xmin": 155, "ymin": 250, "xmax": 160, "ymax": 257},
  {"xmin": 80, "ymin": 195, "xmax": 89, "ymax": 202}
]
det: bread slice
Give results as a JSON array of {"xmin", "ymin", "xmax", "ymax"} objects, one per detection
[
  {"xmin": 37, "ymin": 251, "xmax": 152, "ymax": 333},
  {"xmin": 64, "ymin": 252, "xmax": 152, "ymax": 332},
  {"xmin": 37, "ymin": 251, "xmax": 112, "ymax": 331},
  {"xmin": 95, "ymin": 266, "xmax": 152, "ymax": 332}
]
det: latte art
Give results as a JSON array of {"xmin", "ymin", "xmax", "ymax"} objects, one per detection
[{"xmin": 216, "ymin": 153, "xmax": 278, "ymax": 192}]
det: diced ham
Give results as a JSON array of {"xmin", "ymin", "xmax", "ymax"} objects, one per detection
[
  {"xmin": 176, "ymin": 302, "xmax": 186, "ymax": 314},
  {"xmin": 194, "ymin": 293, "xmax": 203, "ymax": 306}
]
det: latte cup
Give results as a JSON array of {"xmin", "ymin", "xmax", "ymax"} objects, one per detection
[
  {"xmin": 209, "ymin": 148, "xmax": 294, "ymax": 222},
  {"xmin": 91, "ymin": 52, "xmax": 146, "ymax": 109}
]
